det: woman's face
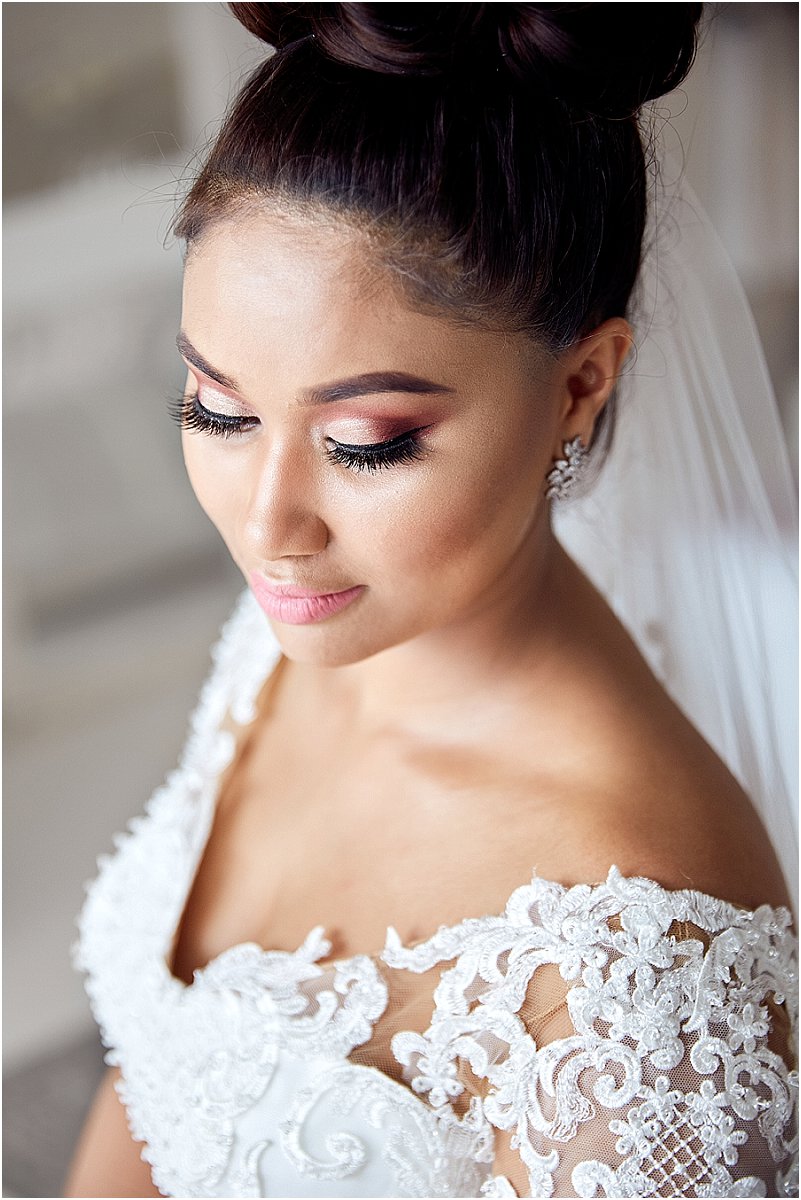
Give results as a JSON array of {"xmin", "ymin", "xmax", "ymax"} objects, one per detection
[{"xmin": 179, "ymin": 208, "xmax": 566, "ymax": 667}]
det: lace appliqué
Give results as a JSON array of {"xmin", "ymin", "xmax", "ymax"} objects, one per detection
[
  {"xmin": 73, "ymin": 591, "xmax": 799, "ymax": 1197},
  {"xmin": 386, "ymin": 869, "xmax": 798, "ymax": 1198},
  {"xmin": 278, "ymin": 1063, "xmax": 492, "ymax": 1196}
]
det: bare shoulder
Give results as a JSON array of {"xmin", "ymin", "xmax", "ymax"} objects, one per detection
[
  {"xmin": 487, "ymin": 544, "xmax": 794, "ymax": 917},
  {"xmin": 510, "ymin": 689, "xmax": 792, "ymax": 916},
  {"xmin": 552, "ymin": 766, "xmax": 792, "ymax": 914}
]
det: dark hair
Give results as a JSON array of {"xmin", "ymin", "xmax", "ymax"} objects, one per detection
[{"xmin": 174, "ymin": 3, "xmax": 702, "ymax": 462}]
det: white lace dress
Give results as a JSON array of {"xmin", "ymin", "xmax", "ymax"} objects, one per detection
[{"xmin": 73, "ymin": 590, "xmax": 799, "ymax": 1198}]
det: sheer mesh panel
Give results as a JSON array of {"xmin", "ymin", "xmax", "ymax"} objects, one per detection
[{"xmin": 317, "ymin": 915, "xmax": 797, "ymax": 1198}]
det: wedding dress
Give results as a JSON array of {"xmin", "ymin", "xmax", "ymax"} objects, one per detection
[{"xmin": 73, "ymin": 587, "xmax": 798, "ymax": 1199}]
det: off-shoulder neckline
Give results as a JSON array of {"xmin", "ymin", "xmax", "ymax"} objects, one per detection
[
  {"xmin": 162, "ymin": 589, "xmax": 796, "ymax": 992},
  {"xmin": 163, "ymin": 855, "xmax": 795, "ymax": 994}
]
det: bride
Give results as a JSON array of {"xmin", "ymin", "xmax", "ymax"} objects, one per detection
[{"xmin": 66, "ymin": 4, "xmax": 797, "ymax": 1197}]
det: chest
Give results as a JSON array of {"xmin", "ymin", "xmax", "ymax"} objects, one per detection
[{"xmin": 168, "ymin": 678, "xmax": 548, "ymax": 985}]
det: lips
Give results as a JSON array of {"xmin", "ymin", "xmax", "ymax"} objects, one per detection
[{"xmin": 249, "ymin": 572, "xmax": 365, "ymax": 625}]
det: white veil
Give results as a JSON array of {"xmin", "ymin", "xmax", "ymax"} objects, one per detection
[{"xmin": 553, "ymin": 152, "xmax": 799, "ymax": 903}]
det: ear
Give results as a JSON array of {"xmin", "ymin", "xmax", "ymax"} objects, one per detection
[{"xmin": 552, "ymin": 318, "xmax": 633, "ymax": 454}]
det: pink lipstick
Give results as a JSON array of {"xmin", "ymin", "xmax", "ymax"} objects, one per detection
[{"xmin": 249, "ymin": 573, "xmax": 365, "ymax": 625}]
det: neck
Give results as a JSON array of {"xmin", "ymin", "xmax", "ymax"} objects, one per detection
[{"xmin": 310, "ymin": 521, "xmax": 583, "ymax": 737}]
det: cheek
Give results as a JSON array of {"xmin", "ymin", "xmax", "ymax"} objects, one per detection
[
  {"xmin": 181, "ymin": 435, "xmax": 244, "ymax": 547},
  {"xmin": 350, "ymin": 431, "xmax": 548, "ymax": 584},
  {"xmin": 179, "ymin": 418, "xmax": 550, "ymax": 594}
]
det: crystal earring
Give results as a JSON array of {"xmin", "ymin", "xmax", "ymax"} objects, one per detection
[{"xmin": 545, "ymin": 435, "xmax": 588, "ymax": 500}]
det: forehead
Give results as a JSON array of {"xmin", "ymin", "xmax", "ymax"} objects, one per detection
[
  {"xmin": 180, "ymin": 208, "xmax": 465, "ymax": 382},
  {"xmin": 180, "ymin": 203, "xmax": 548, "ymax": 397},
  {"xmin": 182, "ymin": 206, "xmax": 396, "ymax": 326}
]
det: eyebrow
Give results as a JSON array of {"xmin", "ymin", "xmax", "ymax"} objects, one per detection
[
  {"xmin": 177, "ymin": 332, "xmax": 239, "ymax": 390},
  {"xmin": 176, "ymin": 332, "xmax": 455, "ymax": 404}
]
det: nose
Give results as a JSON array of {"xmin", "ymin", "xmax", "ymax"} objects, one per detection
[{"xmin": 241, "ymin": 438, "xmax": 329, "ymax": 562}]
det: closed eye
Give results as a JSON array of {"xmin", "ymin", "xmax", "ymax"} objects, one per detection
[
  {"xmin": 169, "ymin": 392, "xmax": 430, "ymax": 471},
  {"xmin": 168, "ymin": 392, "xmax": 257, "ymax": 438},
  {"xmin": 325, "ymin": 428, "xmax": 430, "ymax": 472}
]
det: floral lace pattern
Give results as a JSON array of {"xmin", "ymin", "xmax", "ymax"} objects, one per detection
[
  {"xmin": 73, "ymin": 589, "xmax": 799, "ymax": 1197},
  {"xmin": 386, "ymin": 870, "xmax": 798, "ymax": 1197}
]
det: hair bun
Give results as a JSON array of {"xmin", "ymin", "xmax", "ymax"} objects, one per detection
[
  {"xmin": 230, "ymin": 3, "xmax": 702, "ymax": 114},
  {"xmin": 229, "ymin": 3, "xmax": 486, "ymax": 75},
  {"xmin": 500, "ymin": 4, "xmax": 703, "ymax": 116},
  {"xmin": 229, "ymin": 3, "xmax": 307, "ymax": 48}
]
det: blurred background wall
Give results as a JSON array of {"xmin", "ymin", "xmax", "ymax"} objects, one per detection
[{"xmin": 3, "ymin": 4, "xmax": 798, "ymax": 1196}]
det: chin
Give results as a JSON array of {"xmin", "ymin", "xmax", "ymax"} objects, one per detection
[{"xmin": 266, "ymin": 621, "xmax": 396, "ymax": 669}]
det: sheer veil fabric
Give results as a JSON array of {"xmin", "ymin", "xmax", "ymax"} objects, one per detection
[{"xmin": 553, "ymin": 148, "xmax": 799, "ymax": 903}]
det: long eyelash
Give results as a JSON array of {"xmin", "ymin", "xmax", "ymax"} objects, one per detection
[
  {"xmin": 325, "ymin": 431, "xmax": 427, "ymax": 473},
  {"xmin": 168, "ymin": 391, "xmax": 427, "ymax": 470},
  {"xmin": 167, "ymin": 392, "xmax": 254, "ymax": 439}
]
